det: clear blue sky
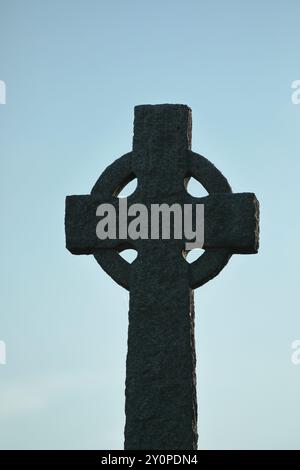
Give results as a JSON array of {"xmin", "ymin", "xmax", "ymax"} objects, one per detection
[{"xmin": 1, "ymin": 0, "xmax": 300, "ymax": 450}]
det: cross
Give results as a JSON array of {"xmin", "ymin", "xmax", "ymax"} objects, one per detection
[{"xmin": 65, "ymin": 104, "xmax": 259, "ymax": 450}]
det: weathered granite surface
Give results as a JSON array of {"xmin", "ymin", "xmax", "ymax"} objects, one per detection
[{"xmin": 65, "ymin": 104, "xmax": 260, "ymax": 450}]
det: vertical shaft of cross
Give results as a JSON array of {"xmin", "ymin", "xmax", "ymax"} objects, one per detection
[
  {"xmin": 124, "ymin": 105, "xmax": 198, "ymax": 450},
  {"xmin": 125, "ymin": 245, "xmax": 197, "ymax": 450}
]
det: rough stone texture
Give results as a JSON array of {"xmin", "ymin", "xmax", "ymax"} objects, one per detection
[
  {"xmin": 125, "ymin": 105, "xmax": 197, "ymax": 450},
  {"xmin": 65, "ymin": 104, "xmax": 260, "ymax": 450},
  {"xmin": 65, "ymin": 191, "xmax": 258, "ymax": 255}
]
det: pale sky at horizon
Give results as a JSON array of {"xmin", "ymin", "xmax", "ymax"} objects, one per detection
[{"xmin": 1, "ymin": 0, "xmax": 300, "ymax": 450}]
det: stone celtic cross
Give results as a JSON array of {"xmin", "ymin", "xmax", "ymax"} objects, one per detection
[{"xmin": 65, "ymin": 104, "xmax": 259, "ymax": 450}]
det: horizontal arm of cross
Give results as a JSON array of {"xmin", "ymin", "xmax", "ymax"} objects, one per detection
[
  {"xmin": 65, "ymin": 194, "xmax": 133, "ymax": 254},
  {"xmin": 66, "ymin": 191, "xmax": 259, "ymax": 256}
]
